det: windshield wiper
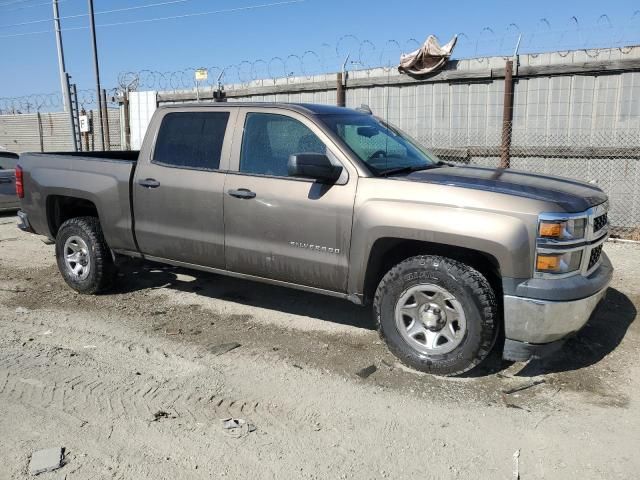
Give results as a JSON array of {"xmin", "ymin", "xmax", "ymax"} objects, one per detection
[{"xmin": 379, "ymin": 162, "xmax": 446, "ymax": 177}]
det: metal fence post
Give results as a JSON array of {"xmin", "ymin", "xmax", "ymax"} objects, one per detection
[
  {"xmin": 500, "ymin": 60, "xmax": 514, "ymax": 169},
  {"xmin": 336, "ymin": 72, "xmax": 346, "ymax": 107},
  {"xmin": 101, "ymin": 89, "xmax": 110, "ymax": 150},
  {"xmin": 123, "ymin": 88, "xmax": 131, "ymax": 150},
  {"xmin": 36, "ymin": 112, "xmax": 44, "ymax": 152},
  {"xmin": 89, "ymin": 110, "xmax": 95, "ymax": 151}
]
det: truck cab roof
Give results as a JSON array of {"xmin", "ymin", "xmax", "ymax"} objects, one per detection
[{"xmin": 157, "ymin": 102, "xmax": 367, "ymax": 116}]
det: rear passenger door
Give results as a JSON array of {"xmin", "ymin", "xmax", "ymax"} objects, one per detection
[
  {"xmin": 133, "ymin": 108, "xmax": 236, "ymax": 268},
  {"xmin": 223, "ymin": 109, "xmax": 358, "ymax": 293}
]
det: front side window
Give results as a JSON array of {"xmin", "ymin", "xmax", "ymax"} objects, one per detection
[
  {"xmin": 318, "ymin": 113, "xmax": 439, "ymax": 176},
  {"xmin": 240, "ymin": 113, "xmax": 326, "ymax": 177},
  {"xmin": 153, "ymin": 112, "xmax": 229, "ymax": 170}
]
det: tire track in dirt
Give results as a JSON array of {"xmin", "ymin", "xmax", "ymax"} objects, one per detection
[
  {"xmin": 0, "ymin": 336, "xmax": 359, "ymax": 474},
  {"xmin": 0, "ymin": 317, "xmax": 330, "ymax": 443}
]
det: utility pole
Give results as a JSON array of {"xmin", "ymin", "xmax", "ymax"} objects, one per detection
[
  {"xmin": 53, "ymin": 0, "xmax": 77, "ymax": 151},
  {"xmin": 87, "ymin": 0, "xmax": 105, "ymax": 150},
  {"xmin": 52, "ymin": 0, "xmax": 72, "ymax": 113}
]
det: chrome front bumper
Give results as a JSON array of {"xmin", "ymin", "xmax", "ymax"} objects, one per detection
[{"xmin": 503, "ymin": 283, "xmax": 609, "ymax": 345}]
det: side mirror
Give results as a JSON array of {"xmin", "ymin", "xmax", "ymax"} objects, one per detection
[{"xmin": 288, "ymin": 153, "xmax": 343, "ymax": 183}]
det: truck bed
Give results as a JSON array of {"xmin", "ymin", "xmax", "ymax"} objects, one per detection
[
  {"xmin": 42, "ymin": 150, "xmax": 140, "ymax": 162},
  {"xmin": 18, "ymin": 151, "xmax": 140, "ymax": 252}
]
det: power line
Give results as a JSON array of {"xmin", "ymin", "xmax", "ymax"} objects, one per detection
[
  {"xmin": 0, "ymin": 0, "xmax": 203, "ymax": 28},
  {"xmin": 0, "ymin": 0, "xmax": 304, "ymax": 29},
  {"xmin": 0, "ymin": 0, "xmax": 52, "ymax": 8},
  {"xmin": 0, "ymin": 0, "xmax": 39, "ymax": 7},
  {"xmin": 0, "ymin": 0, "xmax": 305, "ymax": 38},
  {"xmin": 0, "ymin": 0, "xmax": 72, "ymax": 12}
]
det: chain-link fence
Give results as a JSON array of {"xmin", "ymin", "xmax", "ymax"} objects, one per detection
[
  {"xmin": 142, "ymin": 45, "xmax": 639, "ymax": 239},
  {"xmin": 357, "ymin": 67, "xmax": 639, "ymax": 240},
  {"xmin": 427, "ymin": 126, "xmax": 639, "ymax": 240},
  {"xmin": 2, "ymin": 40, "xmax": 639, "ymax": 239}
]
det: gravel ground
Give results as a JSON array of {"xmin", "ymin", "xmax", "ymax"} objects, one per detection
[{"xmin": 0, "ymin": 212, "xmax": 639, "ymax": 479}]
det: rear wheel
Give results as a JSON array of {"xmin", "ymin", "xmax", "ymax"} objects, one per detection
[
  {"xmin": 374, "ymin": 255, "xmax": 498, "ymax": 376},
  {"xmin": 55, "ymin": 216, "xmax": 115, "ymax": 294}
]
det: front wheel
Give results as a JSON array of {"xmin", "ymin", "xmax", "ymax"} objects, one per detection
[
  {"xmin": 55, "ymin": 216, "xmax": 115, "ymax": 294},
  {"xmin": 374, "ymin": 255, "xmax": 498, "ymax": 376}
]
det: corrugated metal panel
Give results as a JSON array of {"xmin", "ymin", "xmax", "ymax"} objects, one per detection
[
  {"xmin": 128, "ymin": 50, "xmax": 640, "ymax": 232},
  {"xmin": 0, "ymin": 108, "xmax": 122, "ymax": 153},
  {"xmin": 0, "ymin": 113, "xmax": 43, "ymax": 152}
]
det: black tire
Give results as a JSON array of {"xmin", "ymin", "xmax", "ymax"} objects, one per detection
[
  {"xmin": 374, "ymin": 255, "xmax": 498, "ymax": 376},
  {"xmin": 55, "ymin": 216, "xmax": 115, "ymax": 294}
]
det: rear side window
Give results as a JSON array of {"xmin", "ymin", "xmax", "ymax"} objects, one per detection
[{"xmin": 153, "ymin": 112, "xmax": 229, "ymax": 170}]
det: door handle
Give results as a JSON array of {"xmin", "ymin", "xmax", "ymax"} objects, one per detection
[
  {"xmin": 227, "ymin": 188, "xmax": 256, "ymax": 199},
  {"xmin": 138, "ymin": 178, "xmax": 160, "ymax": 188},
  {"xmin": 0, "ymin": 177, "xmax": 12, "ymax": 184}
]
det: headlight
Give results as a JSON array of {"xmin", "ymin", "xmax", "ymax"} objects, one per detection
[
  {"xmin": 539, "ymin": 218, "xmax": 586, "ymax": 241},
  {"xmin": 536, "ymin": 251, "xmax": 583, "ymax": 274}
]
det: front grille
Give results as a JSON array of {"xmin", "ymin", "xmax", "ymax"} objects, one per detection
[
  {"xmin": 594, "ymin": 213, "xmax": 608, "ymax": 233},
  {"xmin": 588, "ymin": 244, "xmax": 603, "ymax": 270}
]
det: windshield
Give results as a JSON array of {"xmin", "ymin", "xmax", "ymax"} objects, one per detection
[{"xmin": 318, "ymin": 113, "xmax": 439, "ymax": 175}]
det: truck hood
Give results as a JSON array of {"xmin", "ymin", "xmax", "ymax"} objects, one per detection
[{"xmin": 399, "ymin": 165, "xmax": 607, "ymax": 212}]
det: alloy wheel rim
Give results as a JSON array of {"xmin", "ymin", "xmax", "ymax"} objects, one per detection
[
  {"xmin": 394, "ymin": 283, "xmax": 467, "ymax": 355},
  {"xmin": 63, "ymin": 235, "xmax": 91, "ymax": 281}
]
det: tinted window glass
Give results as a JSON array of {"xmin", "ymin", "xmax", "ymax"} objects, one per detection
[
  {"xmin": 240, "ymin": 113, "xmax": 326, "ymax": 176},
  {"xmin": 0, "ymin": 154, "xmax": 17, "ymax": 171},
  {"xmin": 319, "ymin": 114, "xmax": 437, "ymax": 175},
  {"xmin": 153, "ymin": 112, "xmax": 229, "ymax": 170}
]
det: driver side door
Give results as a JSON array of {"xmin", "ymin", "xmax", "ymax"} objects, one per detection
[{"xmin": 223, "ymin": 109, "xmax": 358, "ymax": 293}]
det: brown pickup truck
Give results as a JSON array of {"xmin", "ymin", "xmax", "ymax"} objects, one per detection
[{"xmin": 16, "ymin": 103, "xmax": 612, "ymax": 375}]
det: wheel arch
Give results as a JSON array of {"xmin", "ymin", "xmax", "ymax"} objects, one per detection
[
  {"xmin": 360, "ymin": 237, "xmax": 503, "ymax": 306},
  {"xmin": 46, "ymin": 194, "xmax": 100, "ymax": 238}
]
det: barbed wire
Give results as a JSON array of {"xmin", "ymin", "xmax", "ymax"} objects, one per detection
[
  {"xmin": 113, "ymin": 15, "xmax": 640, "ymax": 91},
  {"xmin": 2, "ymin": 13, "xmax": 640, "ymax": 113},
  {"xmin": 0, "ymin": 88, "xmax": 120, "ymax": 114}
]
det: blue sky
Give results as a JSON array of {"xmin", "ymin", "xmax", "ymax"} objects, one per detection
[{"xmin": 1, "ymin": 0, "xmax": 639, "ymax": 98}]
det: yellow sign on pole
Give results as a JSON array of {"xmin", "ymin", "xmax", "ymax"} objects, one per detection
[{"xmin": 195, "ymin": 69, "xmax": 208, "ymax": 81}]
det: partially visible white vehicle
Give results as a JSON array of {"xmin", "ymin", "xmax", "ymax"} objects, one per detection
[{"xmin": 0, "ymin": 152, "xmax": 19, "ymax": 211}]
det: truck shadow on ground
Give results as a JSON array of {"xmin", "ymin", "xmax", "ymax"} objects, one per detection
[
  {"xmin": 114, "ymin": 259, "xmax": 374, "ymax": 331},
  {"xmin": 114, "ymin": 259, "xmax": 636, "ymax": 377},
  {"xmin": 452, "ymin": 287, "xmax": 636, "ymax": 378},
  {"xmin": 514, "ymin": 287, "xmax": 636, "ymax": 376}
]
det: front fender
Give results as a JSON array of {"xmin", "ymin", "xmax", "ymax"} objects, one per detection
[{"xmin": 348, "ymin": 199, "xmax": 533, "ymax": 296}]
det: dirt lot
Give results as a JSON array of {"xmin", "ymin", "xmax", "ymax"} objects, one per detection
[{"xmin": 0, "ymin": 212, "xmax": 639, "ymax": 479}]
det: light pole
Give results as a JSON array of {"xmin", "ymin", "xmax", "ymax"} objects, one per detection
[{"xmin": 52, "ymin": 0, "xmax": 77, "ymax": 151}]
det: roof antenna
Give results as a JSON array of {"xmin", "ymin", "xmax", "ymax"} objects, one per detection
[{"xmin": 214, "ymin": 70, "xmax": 226, "ymax": 102}]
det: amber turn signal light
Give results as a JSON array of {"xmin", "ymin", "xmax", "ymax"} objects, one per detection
[
  {"xmin": 539, "ymin": 222, "xmax": 562, "ymax": 238},
  {"xmin": 536, "ymin": 254, "xmax": 560, "ymax": 272}
]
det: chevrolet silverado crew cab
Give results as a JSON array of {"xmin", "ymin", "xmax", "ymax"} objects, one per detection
[{"xmin": 15, "ymin": 103, "xmax": 612, "ymax": 376}]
